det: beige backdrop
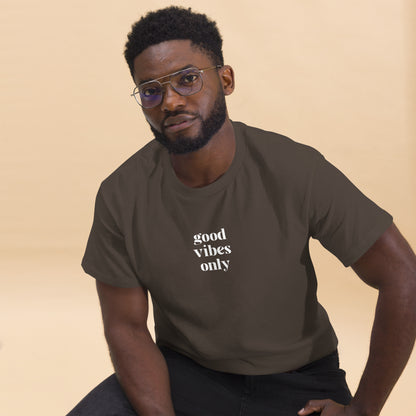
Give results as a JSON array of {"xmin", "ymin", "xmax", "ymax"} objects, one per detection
[{"xmin": 1, "ymin": 0, "xmax": 415, "ymax": 415}]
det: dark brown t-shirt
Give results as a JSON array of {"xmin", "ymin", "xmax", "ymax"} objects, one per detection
[{"xmin": 82, "ymin": 121, "xmax": 392, "ymax": 375}]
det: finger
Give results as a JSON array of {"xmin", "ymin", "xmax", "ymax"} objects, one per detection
[{"xmin": 298, "ymin": 399, "xmax": 332, "ymax": 415}]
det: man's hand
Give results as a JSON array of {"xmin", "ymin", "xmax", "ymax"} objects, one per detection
[{"xmin": 298, "ymin": 400, "xmax": 361, "ymax": 415}]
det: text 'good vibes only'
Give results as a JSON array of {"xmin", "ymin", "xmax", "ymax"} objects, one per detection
[{"xmin": 193, "ymin": 227, "xmax": 232, "ymax": 272}]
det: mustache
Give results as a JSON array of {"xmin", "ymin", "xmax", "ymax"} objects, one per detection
[{"xmin": 162, "ymin": 111, "xmax": 199, "ymax": 123}]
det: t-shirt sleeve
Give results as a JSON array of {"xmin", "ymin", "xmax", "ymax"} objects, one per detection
[
  {"xmin": 308, "ymin": 152, "xmax": 393, "ymax": 267},
  {"xmin": 81, "ymin": 185, "xmax": 143, "ymax": 288}
]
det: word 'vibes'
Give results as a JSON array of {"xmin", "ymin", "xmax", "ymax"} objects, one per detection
[{"xmin": 193, "ymin": 228, "xmax": 232, "ymax": 272}]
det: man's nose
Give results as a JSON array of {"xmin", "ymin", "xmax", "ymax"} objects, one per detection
[{"xmin": 160, "ymin": 83, "xmax": 186, "ymax": 112}]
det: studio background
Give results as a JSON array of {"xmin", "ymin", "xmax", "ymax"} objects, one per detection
[{"xmin": 1, "ymin": 1, "xmax": 415, "ymax": 414}]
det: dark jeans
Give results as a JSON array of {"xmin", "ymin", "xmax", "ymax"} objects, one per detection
[{"xmin": 67, "ymin": 346, "xmax": 351, "ymax": 416}]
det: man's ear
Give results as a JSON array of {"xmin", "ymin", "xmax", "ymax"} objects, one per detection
[{"xmin": 219, "ymin": 65, "xmax": 235, "ymax": 96}]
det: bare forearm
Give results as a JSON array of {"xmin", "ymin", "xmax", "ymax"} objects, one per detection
[
  {"xmin": 106, "ymin": 327, "xmax": 176, "ymax": 416},
  {"xmin": 350, "ymin": 286, "xmax": 416, "ymax": 415}
]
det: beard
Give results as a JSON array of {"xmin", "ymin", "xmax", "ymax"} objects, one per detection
[{"xmin": 149, "ymin": 91, "xmax": 227, "ymax": 155}]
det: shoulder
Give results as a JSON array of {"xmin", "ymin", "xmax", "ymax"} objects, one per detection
[
  {"xmin": 233, "ymin": 121, "xmax": 323, "ymax": 177},
  {"xmin": 99, "ymin": 139, "xmax": 163, "ymax": 196}
]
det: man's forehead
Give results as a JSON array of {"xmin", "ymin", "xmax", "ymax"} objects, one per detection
[
  {"xmin": 137, "ymin": 65, "xmax": 197, "ymax": 85},
  {"xmin": 132, "ymin": 39, "xmax": 212, "ymax": 84}
]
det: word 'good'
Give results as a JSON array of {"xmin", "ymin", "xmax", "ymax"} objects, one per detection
[{"xmin": 193, "ymin": 228, "xmax": 227, "ymax": 245}]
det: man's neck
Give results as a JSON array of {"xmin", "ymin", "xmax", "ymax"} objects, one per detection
[{"xmin": 169, "ymin": 119, "xmax": 236, "ymax": 188}]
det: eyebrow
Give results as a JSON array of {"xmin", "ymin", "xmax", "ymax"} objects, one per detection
[{"xmin": 138, "ymin": 64, "xmax": 196, "ymax": 86}]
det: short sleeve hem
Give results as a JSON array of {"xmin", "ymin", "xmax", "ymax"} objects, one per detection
[
  {"xmin": 81, "ymin": 259, "xmax": 144, "ymax": 289},
  {"xmin": 340, "ymin": 213, "xmax": 393, "ymax": 267}
]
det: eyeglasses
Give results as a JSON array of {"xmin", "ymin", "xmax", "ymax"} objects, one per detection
[{"xmin": 131, "ymin": 65, "xmax": 222, "ymax": 109}]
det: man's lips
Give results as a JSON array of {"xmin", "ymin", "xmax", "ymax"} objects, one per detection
[{"xmin": 163, "ymin": 114, "xmax": 197, "ymax": 133}]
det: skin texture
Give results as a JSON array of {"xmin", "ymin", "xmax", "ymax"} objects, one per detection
[{"xmin": 98, "ymin": 40, "xmax": 416, "ymax": 416}]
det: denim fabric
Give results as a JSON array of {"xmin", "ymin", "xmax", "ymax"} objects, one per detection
[{"xmin": 67, "ymin": 346, "xmax": 351, "ymax": 416}]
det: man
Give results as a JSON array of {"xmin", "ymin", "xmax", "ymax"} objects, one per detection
[{"xmin": 68, "ymin": 6, "xmax": 416, "ymax": 416}]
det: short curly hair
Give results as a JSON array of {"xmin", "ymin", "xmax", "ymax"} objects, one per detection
[{"xmin": 124, "ymin": 6, "xmax": 224, "ymax": 79}]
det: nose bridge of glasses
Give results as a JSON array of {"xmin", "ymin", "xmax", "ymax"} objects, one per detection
[
  {"xmin": 159, "ymin": 79, "xmax": 183, "ymax": 97},
  {"xmin": 158, "ymin": 80, "xmax": 189, "ymax": 110}
]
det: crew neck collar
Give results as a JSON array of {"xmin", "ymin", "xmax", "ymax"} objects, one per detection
[{"xmin": 162, "ymin": 120, "xmax": 246, "ymax": 197}]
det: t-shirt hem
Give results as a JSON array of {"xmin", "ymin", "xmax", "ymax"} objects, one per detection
[{"xmin": 157, "ymin": 339, "xmax": 338, "ymax": 375}]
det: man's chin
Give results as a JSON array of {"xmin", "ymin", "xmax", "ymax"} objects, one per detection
[
  {"xmin": 152, "ymin": 127, "xmax": 211, "ymax": 155},
  {"xmin": 148, "ymin": 90, "xmax": 227, "ymax": 155}
]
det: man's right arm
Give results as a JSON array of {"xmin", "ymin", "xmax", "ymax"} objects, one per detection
[{"xmin": 96, "ymin": 280, "xmax": 176, "ymax": 416}]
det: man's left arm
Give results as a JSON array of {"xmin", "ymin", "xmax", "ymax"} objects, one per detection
[{"xmin": 299, "ymin": 222, "xmax": 416, "ymax": 416}]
